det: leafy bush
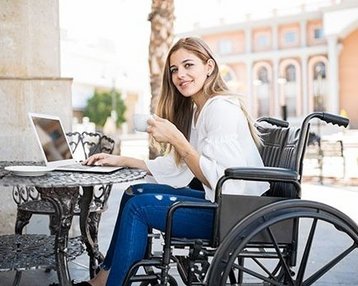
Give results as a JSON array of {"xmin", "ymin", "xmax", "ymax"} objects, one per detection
[{"xmin": 84, "ymin": 89, "xmax": 126, "ymax": 127}]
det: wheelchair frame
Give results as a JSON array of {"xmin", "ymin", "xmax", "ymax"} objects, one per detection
[{"xmin": 124, "ymin": 112, "xmax": 356, "ymax": 286}]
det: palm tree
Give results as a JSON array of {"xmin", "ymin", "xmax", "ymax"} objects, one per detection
[
  {"xmin": 148, "ymin": 0, "xmax": 175, "ymax": 114},
  {"xmin": 148, "ymin": 0, "xmax": 175, "ymax": 158}
]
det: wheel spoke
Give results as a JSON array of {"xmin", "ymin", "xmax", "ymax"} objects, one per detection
[
  {"xmin": 266, "ymin": 225, "xmax": 295, "ymax": 285},
  {"xmin": 251, "ymin": 256, "xmax": 277, "ymax": 278},
  {"xmin": 235, "ymin": 263, "xmax": 284, "ymax": 286},
  {"xmin": 296, "ymin": 218, "xmax": 318, "ymax": 283},
  {"xmin": 303, "ymin": 243, "xmax": 357, "ymax": 286}
]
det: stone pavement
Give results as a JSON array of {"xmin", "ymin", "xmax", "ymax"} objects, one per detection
[{"xmin": 0, "ymin": 180, "xmax": 357, "ymax": 285}]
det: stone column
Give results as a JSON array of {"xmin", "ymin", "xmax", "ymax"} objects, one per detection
[
  {"xmin": 0, "ymin": 0, "xmax": 72, "ymax": 233},
  {"xmin": 0, "ymin": 0, "xmax": 73, "ymax": 162}
]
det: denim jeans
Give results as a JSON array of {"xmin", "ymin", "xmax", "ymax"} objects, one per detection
[{"xmin": 101, "ymin": 183, "xmax": 214, "ymax": 286}]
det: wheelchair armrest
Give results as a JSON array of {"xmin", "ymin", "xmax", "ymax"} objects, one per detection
[
  {"xmin": 164, "ymin": 201, "xmax": 218, "ymax": 253},
  {"xmin": 215, "ymin": 167, "xmax": 301, "ymax": 207},
  {"xmin": 224, "ymin": 167, "xmax": 299, "ymax": 183}
]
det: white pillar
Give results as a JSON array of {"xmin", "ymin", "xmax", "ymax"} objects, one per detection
[
  {"xmin": 273, "ymin": 59, "xmax": 280, "ymax": 117},
  {"xmin": 301, "ymin": 55, "xmax": 309, "ymax": 115},
  {"xmin": 246, "ymin": 60, "xmax": 254, "ymax": 114},
  {"xmin": 245, "ymin": 27, "xmax": 252, "ymax": 54},
  {"xmin": 300, "ymin": 20, "xmax": 307, "ymax": 47},
  {"xmin": 327, "ymin": 35, "xmax": 340, "ymax": 114},
  {"xmin": 272, "ymin": 24, "xmax": 278, "ymax": 50}
]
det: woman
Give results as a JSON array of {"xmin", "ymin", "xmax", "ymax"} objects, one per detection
[{"xmin": 76, "ymin": 37, "xmax": 268, "ymax": 286}]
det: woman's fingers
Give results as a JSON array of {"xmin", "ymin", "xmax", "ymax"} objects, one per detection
[{"xmin": 83, "ymin": 153, "xmax": 107, "ymax": 165}]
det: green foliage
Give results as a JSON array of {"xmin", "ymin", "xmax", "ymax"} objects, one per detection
[{"xmin": 84, "ymin": 89, "xmax": 126, "ymax": 127}]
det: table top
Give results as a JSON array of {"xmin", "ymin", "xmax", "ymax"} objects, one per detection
[{"xmin": 0, "ymin": 161, "xmax": 147, "ymax": 188}]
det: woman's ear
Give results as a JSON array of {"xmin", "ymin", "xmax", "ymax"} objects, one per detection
[{"xmin": 206, "ymin": 59, "xmax": 215, "ymax": 76}]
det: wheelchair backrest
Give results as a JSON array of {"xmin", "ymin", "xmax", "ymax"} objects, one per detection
[{"xmin": 256, "ymin": 120, "xmax": 306, "ymax": 198}]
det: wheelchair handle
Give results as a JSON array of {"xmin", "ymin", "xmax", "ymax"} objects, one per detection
[
  {"xmin": 307, "ymin": 112, "xmax": 349, "ymax": 127},
  {"xmin": 256, "ymin": 117, "xmax": 289, "ymax": 128}
]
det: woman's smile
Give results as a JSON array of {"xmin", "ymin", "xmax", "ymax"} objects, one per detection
[
  {"xmin": 169, "ymin": 48, "xmax": 210, "ymax": 98},
  {"xmin": 179, "ymin": 80, "xmax": 193, "ymax": 89}
]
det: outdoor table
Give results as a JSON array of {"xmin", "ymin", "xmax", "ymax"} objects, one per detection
[{"xmin": 0, "ymin": 161, "xmax": 146, "ymax": 286}]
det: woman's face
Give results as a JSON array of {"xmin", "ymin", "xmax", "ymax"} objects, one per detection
[{"xmin": 169, "ymin": 48, "xmax": 213, "ymax": 99}]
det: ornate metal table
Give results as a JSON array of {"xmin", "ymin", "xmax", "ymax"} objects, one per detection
[{"xmin": 0, "ymin": 161, "xmax": 146, "ymax": 286}]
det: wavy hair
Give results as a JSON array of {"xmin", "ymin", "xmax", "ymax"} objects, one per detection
[{"xmin": 155, "ymin": 37, "xmax": 260, "ymax": 164}]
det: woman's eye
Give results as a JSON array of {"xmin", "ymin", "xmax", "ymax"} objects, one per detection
[
  {"xmin": 170, "ymin": 68, "xmax": 177, "ymax": 74},
  {"xmin": 184, "ymin": 63, "xmax": 193, "ymax": 68}
]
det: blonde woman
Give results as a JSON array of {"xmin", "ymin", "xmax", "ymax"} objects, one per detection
[{"xmin": 77, "ymin": 37, "xmax": 268, "ymax": 286}]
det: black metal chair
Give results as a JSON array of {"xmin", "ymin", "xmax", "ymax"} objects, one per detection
[
  {"xmin": 12, "ymin": 131, "xmax": 116, "ymax": 277},
  {"xmin": 123, "ymin": 112, "xmax": 357, "ymax": 286}
]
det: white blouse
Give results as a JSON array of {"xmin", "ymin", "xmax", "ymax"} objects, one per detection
[{"xmin": 146, "ymin": 95, "xmax": 269, "ymax": 202}]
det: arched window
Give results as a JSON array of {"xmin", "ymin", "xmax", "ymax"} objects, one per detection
[
  {"xmin": 285, "ymin": 64, "xmax": 296, "ymax": 82},
  {"xmin": 258, "ymin": 67, "xmax": 269, "ymax": 83},
  {"xmin": 220, "ymin": 65, "xmax": 235, "ymax": 83},
  {"xmin": 222, "ymin": 70, "xmax": 233, "ymax": 82},
  {"xmin": 313, "ymin": 61, "xmax": 327, "ymax": 111},
  {"xmin": 313, "ymin": 62, "xmax": 326, "ymax": 80},
  {"xmin": 255, "ymin": 66, "xmax": 270, "ymax": 117}
]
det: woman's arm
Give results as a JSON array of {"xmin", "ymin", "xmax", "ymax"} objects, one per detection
[
  {"xmin": 147, "ymin": 116, "xmax": 210, "ymax": 187},
  {"xmin": 172, "ymin": 133, "xmax": 210, "ymax": 188}
]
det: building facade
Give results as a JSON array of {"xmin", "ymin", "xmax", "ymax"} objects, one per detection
[{"xmin": 180, "ymin": 0, "xmax": 358, "ymax": 128}]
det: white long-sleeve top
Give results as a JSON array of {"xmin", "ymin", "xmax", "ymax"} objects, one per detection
[{"xmin": 146, "ymin": 95, "xmax": 269, "ymax": 202}]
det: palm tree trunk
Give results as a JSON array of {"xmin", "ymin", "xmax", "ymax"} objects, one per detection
[{"xmin": 148, "ymin": 0, "xmax": 175, "ymax": 158}]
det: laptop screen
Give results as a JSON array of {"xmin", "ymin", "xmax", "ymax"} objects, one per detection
[{"xmin": 31, "ymin": 115, "xmax": 73, "ymax": 162}]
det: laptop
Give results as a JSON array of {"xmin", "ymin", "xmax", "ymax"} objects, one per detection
[{"xmin": 28, "ymin": 113, "xmax": 123, "ymax": 173}]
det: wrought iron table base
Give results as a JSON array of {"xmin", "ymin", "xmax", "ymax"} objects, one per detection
[
  {"xmin": 0, "ymin": 184, "xmax": 104, "ymax": 286},
  {"xmin": 0, "ymin": 162, "xmax": 147, "ymax": 285}
]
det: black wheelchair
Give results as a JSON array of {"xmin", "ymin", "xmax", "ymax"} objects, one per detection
[{"xmin": 123, "ymin": 112, "xmax": 358, "ymax": 285}]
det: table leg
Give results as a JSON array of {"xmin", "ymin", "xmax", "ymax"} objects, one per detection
[
  {"xmin": 79, "ymin": 186, "xmax": 105, "ymax": 278},
  {"xmin": 37, "ymin": 186, "xmax": 79, "ymax": 286}
]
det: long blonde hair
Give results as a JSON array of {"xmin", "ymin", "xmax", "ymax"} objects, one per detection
[{"xmin": 156, "ymin": 37, "xmax": 260, "ymax": 164}]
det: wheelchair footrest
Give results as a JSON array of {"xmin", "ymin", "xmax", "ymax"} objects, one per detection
[{"xmin": 128, "ymin": 273, "xmax": 159, "ymax": 282}]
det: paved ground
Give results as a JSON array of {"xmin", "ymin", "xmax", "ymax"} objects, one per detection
[{"xmin": 0, "ymin": 180, "xmax": 357, "ymax": 286}]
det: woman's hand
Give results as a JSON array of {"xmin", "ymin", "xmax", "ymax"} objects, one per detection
[
  {"xmin": 83, "ymin": 153, "xmax": 121, "ymax": 166},
  {"xmin": 147, "ymin": 115, "xmax": 184, "ymax": 145},
  {"xmin": 83, "ymin": 153, "xmax": 150, "ymax": 173},
  {"xmin": 148, "ymin": 115, "xmax": 210, "ymax": 188}
]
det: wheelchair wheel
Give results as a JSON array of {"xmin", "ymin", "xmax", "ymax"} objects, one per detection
[{"xmin": 207, "ymin": 200, "xmax": 358, "ymax": 285}]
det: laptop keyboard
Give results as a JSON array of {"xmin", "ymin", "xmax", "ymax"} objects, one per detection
[{"xmin": 63, "ymin": 164, "xmax": 95, "ymax": 169}]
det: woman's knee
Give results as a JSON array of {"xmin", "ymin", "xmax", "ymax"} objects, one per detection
[
  {"xmin": 125, "ymin": 183, "xmax": 159, "ymax": 196},
  {"xmin": 124, "ymin": 185, "xmax": 134, "ymax": 195}
]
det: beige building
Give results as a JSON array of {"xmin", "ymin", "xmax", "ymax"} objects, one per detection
[{"xmin": 181, "ymin": 0, "xmax": 358, "ymax": 128}]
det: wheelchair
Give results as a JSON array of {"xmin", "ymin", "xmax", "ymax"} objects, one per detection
[{"xmin": 123, "ymin": 112, "xmax": 357, "ymax": 285}]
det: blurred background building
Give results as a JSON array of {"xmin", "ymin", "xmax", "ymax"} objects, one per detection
[
  {"xmin": 179, "ymin": 0, "xmax": 358, "ymax": 128},
  {"xmin": 57, "ymin": 0, "xmax": 358, "ymax": 133}
]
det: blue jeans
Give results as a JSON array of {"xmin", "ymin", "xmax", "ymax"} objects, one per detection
[{"xmin": 101, "ymin": 183, "xmax": 214, "ymax": 286}]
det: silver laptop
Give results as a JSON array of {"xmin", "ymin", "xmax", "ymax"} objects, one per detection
[{"xmin": 28, "ymin": 113, "xmax": 123, "ymax": 173}]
